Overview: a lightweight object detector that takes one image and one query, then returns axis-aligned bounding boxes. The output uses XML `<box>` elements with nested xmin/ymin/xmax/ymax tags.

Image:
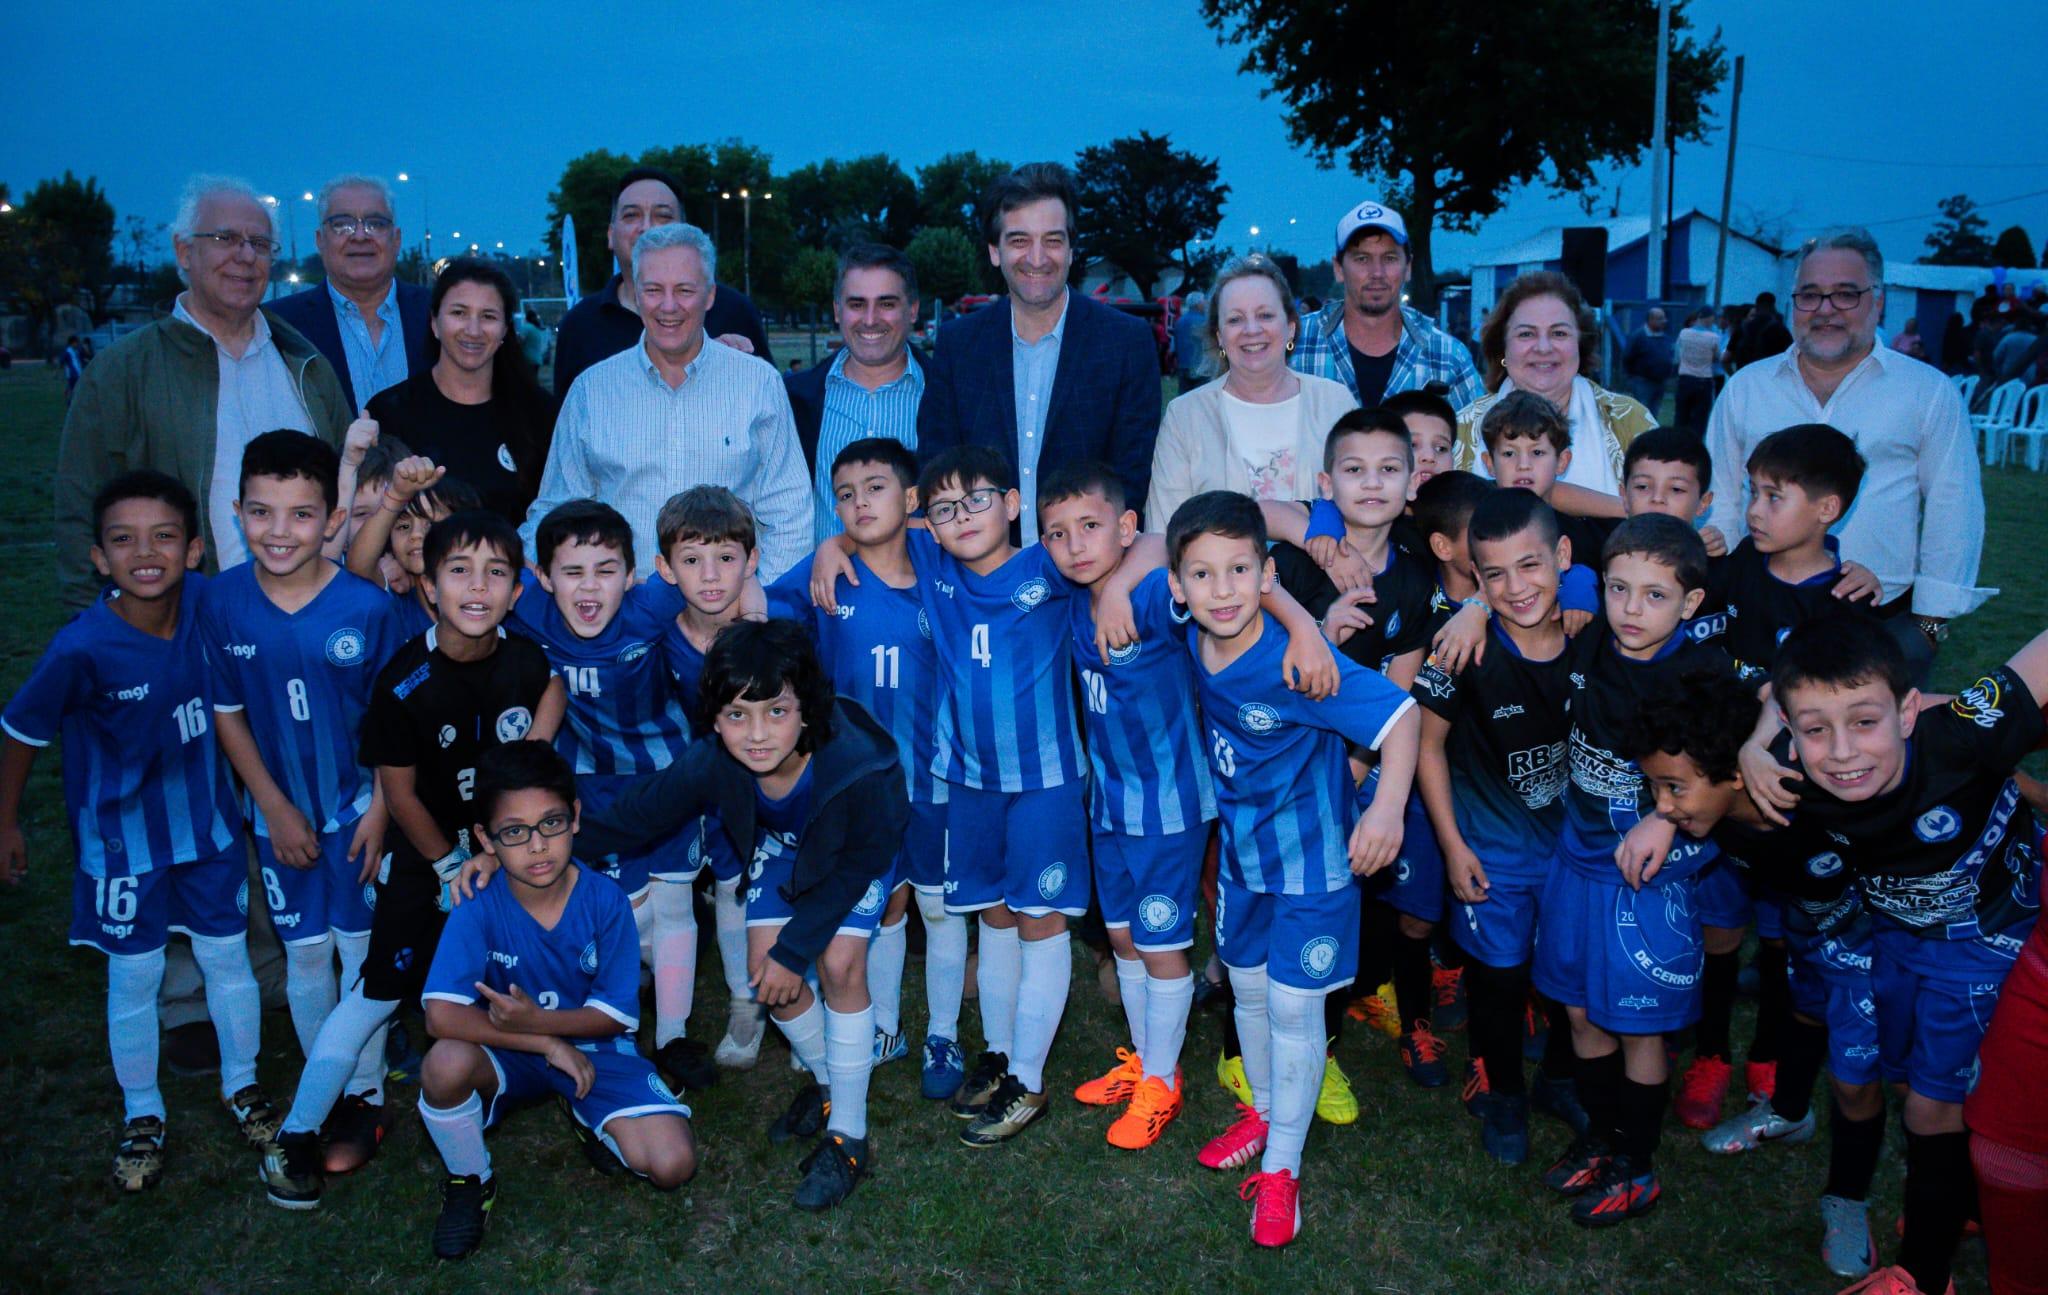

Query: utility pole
<box><xmin>1648</xmin><ymin>0</ymin><xmax>1670</xmax><ymax>304</ymax></box>
<box><xmin>1712</xmin><ymin>54</ymin><xmax>1746</xmax><ymax>308</ymax></box>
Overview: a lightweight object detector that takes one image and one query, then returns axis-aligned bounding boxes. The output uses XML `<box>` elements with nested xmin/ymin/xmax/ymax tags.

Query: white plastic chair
<box><xmin>2004</xmin><ymin>384</ymin><xmax>2048</xmax><ymax>471</ymax></box>
<box><xmin>1955</xmin><ymin>373</ymin><xmax>1980</xmax><ymax>409</ymax></box>
<box><xmin>1976</xmin><ymin>379</ymin><xmax>2025</xmax><ymax>465</ymax></box>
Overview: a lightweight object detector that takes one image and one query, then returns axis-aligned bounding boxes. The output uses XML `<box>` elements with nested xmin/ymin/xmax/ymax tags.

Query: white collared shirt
<box><xmin>174</xmin><ymin>296</ymin><xmax>315</xmax><ymax>569</ymax></box>
<box><xmin>521</xmin><ymin>332</ymin><xmax>812</xmax><ymax>580</ymax></box>
<box><xmin>1704</xmin><ymin>342</ymin><xmax>1993</xmax><ymax>618</ymax></box>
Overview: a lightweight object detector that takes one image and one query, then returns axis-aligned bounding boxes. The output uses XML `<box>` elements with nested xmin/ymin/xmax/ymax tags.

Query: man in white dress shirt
<box><xmin>1705</xmin><ymin>228</ymin><xmax>1992</xmax><ymax>679</ymax></box>
<box><xmin>522</xmin><ymin>222</ymin><xmax>810</xmax><ymax>579</ymax></box>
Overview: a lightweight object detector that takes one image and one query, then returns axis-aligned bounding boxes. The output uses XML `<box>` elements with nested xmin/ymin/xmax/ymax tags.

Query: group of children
<box><xmin>5</xmin><ymin>386</ymin><xmax>2041</xmax><ymax>1289</ymax></box>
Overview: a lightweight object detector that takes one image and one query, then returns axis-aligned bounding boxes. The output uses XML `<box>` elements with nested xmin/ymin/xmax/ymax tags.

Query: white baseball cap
<box><xmin>1335</xmin><ymin>199</ymin><xmax>1409</xmax><ymax>251</ymax></box>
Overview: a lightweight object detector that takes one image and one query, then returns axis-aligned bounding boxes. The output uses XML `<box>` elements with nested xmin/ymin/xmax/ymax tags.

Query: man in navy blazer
<box><xmin>268</xmin><ymin>174</ymin><xmax>434</xmax><ymax>415</ymax></box>
<box><xmin>916</xmin><ymin>163</ymin><xmax>1162</xmax><ymax>540</ymax></box>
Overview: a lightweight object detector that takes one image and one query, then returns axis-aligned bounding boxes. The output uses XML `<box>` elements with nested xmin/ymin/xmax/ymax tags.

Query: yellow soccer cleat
<box><xmin>1216</xmin><ymin>1049</ymin><xmax>1253</xmax><ymax>1105</ymax></box>
<box><xmin>1074</xmin><ymin>1047</ymin><xmax>1145</xmax><ymax>1107</ymax></box>
<box><xmin>1345</xmin><ymin>981</ymin><xmax>1403</xmax><ymax>1039</ymax></box>
<box><xmin>1316</xmin><ymin>1051</ymin><xmax>1359</xmax><ymax>1125</ymax></box>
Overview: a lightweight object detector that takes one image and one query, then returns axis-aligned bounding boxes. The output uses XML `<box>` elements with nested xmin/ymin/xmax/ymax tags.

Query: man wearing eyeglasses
<box><xmin>271</xmin><ymin>175</ymin><xmax>433</xmax><ymax>415</ymax></box>
<box><xmin>1704</xmin><ymin>228</ymin><xmax>1991</xmax><ymax>679</ymax></box>
<box><xmin>56</xmin><ymin>174</ymin><xmax>350</xmax><ymax>610</ymax></box>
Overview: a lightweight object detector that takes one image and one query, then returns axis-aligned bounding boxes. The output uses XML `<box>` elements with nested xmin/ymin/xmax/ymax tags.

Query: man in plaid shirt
<box><xmin>1290</xmin><ymin>200</ymin><xmax>1483</xmax><ymax>411</ymax></box>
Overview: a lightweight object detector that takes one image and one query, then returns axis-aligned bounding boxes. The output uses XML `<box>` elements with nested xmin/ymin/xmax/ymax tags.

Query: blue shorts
<box><xmin>1358</xmin><ymin>773</ymin><xmax>1444</xmax><ymax>923</ymax></box>
<box><xmin>1787</xmin><ymin>927</ymin><xmax>1881</xmax><ymax>1088</ymax></box>
<box><xmin>1534</xmin><ymin>865</ymin><xmax>1704</xmax><ymax>1035</ymax></box>
<box><xmin>482</xmin><ymin>1036</ymin><xmax>692</xmax><ymax>1133</ymax></box>
<box><xmin>650</xmin><ymin>815</ymin><xmax>743</xmax><ymax>885</ymax></box>
<box><xmin>1095</xmin><ymin>826</ymin><xmax>1208</xmax><ymax>953</ymax></box>
<box><xmin>898</xmin><ymin>799</ymin><xmax>948</xmax><ymax>894</ymax></box>
<box><xmin>256</xmin><ymin>822</ymin><xmax>375</xmax><ymax>944</ymax></box>
<box><xmin>744</xmin><ymin>837</ymin><xmax>892</xmax><ymax>940</ymax></box>
<box><xmin>1695</xmin><ymin>860</ymin><xmax>1787</xmax><ymax>940</ymax></box>
<box><xmin>68</xmin><ymin>843</ymin><xmax>248</xmax><ymax>957</ymax></box>
<box><xmin>1216</xmin><ymin>874</ymin><xmax>1361</xmax><ymax>993</ymax></box>
<box><xmin>1870</xmin><ymin>922</ymin><xmax>2026</xmax><ymax>1104</ymax></box>
<box><xmin>942</xmin><ymin>782</ymin><xmax>1091</xmax><ymax>918</ymax></box>
<box><xmin>1449</xmin><ymin>855</ymin><xmax>1551</xmax><ymax>970</ymax></box>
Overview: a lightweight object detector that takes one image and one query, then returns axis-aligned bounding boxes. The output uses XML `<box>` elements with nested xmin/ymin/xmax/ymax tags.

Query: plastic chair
<box><xmin>2004</xmin><ymin>384</ymin><xmax>2048</xmax><ymax>471</ymax></box>
<box><xmin>1977</xmin><ymin>379</ymin><xmax>2025</xmax><ymax>465</ymax></box>
<box><xmin>1955</xmin><ymin>373</ymin><xmax>1980</xmax><ymax>409</ymax></box>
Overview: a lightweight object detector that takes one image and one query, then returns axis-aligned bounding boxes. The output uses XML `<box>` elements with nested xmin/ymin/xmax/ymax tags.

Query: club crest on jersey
<box><xmin>1037</xmin><ymin>862</ymin><xmax>1068</xmax><ymax>901</ymax></box>
<box><xmin>917</xmin><ymin>608</ymin><xmax>932</xmax><ymax>639</ymax></box>
<box><xmin>1012</xmin><ymin>578</ymin><xmax>1051</xmax><ymax>611</ymax></box>
<box><xmin>1139</xmin><ymin>894</ymin><xmax>1179</xmax><ymax>934</ymax></box>
<box><xmin>497</xmin><ymin>443</ymin><xmax>517</xmax><ymax>473</ymax></box>
<box><xmin>362</xmin><ymin>883</ymin><xmax>378</xmax><ymax>911</ymax></box>
<box><xmin>618</xmin><ymin>642</ymin><xmax>650</xmax><ymax>664</ymax></box>
<box><xmin>1236</xmin><ymin>702</ymin><xmax>1283</xmax><ymax>735</ymax></box>
<box><xmin>438</xmin><ymin>724</ymin><xmax>457</xmax><ymax>749</ymax></box>
<box><xmin>579</xmin><ymin>940</ymin><xmax>599</xmax><ymax>974</ymax></box>
<box><xmin>1914</xmin><ymin>806</ymin><xmax>1961</xmax><ymax>844</ymax></box>
<box><xmin>496</xmin><ymin>708</ymin><xmax>534</xmax><ymax>742</ymax></box>
<box><xmin>1951</xmin><ymin>676</ymin><xmax>2006</xmax><ymax>730</ymax></box>
<box><xmin>1107</xmin><ymin>639</ymin><xmax>1141</xmax><ymax>666</ymax></box>
<box><xmin>325</xmin><ymin>627</ymin><xmax>368</xmax><ymax>667</ymax></box>
<box><xmin>1300</xmin><ymin>935</ymin><xmax>1339</xmax><ymax>980</ymax></box>
<box><xmin>1384</xmin><ymin>610</ymin><xmax>1401</xmax><ymax>638</ymax></box>
<box><xmin>854</xmin><ymin>879</ymin><xmax>885</xmax><ymax>916</ymax></box>
<box><xmin>236</xmin><ymin>880</ymin><xmax>249</xmax><ymax>916</ymax></box>
<box><xmin>1808</xmin><ymin>852</ymin><xmax>1845</xmax><ymax>879</ymax></box>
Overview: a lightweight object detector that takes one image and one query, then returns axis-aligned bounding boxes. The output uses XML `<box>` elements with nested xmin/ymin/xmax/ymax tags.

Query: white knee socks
<box><xmin>283</xmin><ymin>935</ymin><xmax>339</xmax><ymax>1059</ymax></box>
<box><xmin>280</xmin><ymin>989</ymin><xmax>397</xmax><ymax>1136</ymax></box>
<box><xmin>772</xmin><ymin>999</ymin><xmax>829</xmax><ymax>1085</ymax></box>
<box><xmin>868</xmin><ymin>917</ymin><xmax>907</xmax><ymax>1039</ymax></box>
<box><xmin>649</xmin><ymin>878</ymin><xmax>698</xmax><ymax>1047</ymax></box>
<box><xmin>1115</xmin><ymin>954</ymin><xmax>1148</xmax><ymax>1056</ymax></box>
<box><xmin>976</xmin><ymin>919</ymin><xmax>1021</xmax><ymax>1058</ymax></box>
<box><xmin>825</xmin><ymin>1005</ymin><xmax>875</xmax><ymax>1139</ymax></box>
<box><xmin>334</xmin><ymin>930</ymin><xmax>385</xmax><ymax>1103</ymax></box>
<box><xmin>189</xmin><ymin>933</ymin><xmax>262</xmax><ymax>1097</ymax></box>
<box><xmin>713</xmin><ymin>877</ymin><xmax>751</xmax><ymax>1002</ymax></box>
<box><xmin>1143</xmin><ymin>972</ymin><xmax>1195</xmax><ymax>1083</ymax></box>
<box><xmin>1228</xmin><ymin>964</ymin><xmax>1273</xmax><ymax>1118</ymax></box>
<box><xmin>420</xmin><ymin>1091</ymin><xmax>490</xmax><ymax>1179</ymax></box>
<box><xmin>1264</xmin><ymin>982</ymin><xmax>1326</xmax><ymax>1177</ymax></box>
<box><xmin>1010</xmin><ymin>931</ymin><xmax>1072</xmax><ymax>1093</ymax></box>
<box><xmin>107</xmin><ymin>949</ymin><xmax>167</xmax><ymax>1122</ymax></box>
<box><xmin>920</xmin><ymin>893</ymin><xmax>967</xmax><ymax>1042</ymax></box>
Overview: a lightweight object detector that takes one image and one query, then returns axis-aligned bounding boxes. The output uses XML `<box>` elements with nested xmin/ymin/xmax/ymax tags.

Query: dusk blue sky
<box><xmin>6</xmin><ymin>0</ymin><xmax>2046</xmax><ymax>278</ymax></box>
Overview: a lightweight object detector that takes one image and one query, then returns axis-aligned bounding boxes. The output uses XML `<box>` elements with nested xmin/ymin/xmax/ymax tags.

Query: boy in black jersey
<box><xmin>1535</xmin><ymin>514</ymin><xmax>1741</xmax><ymax>1227</ymax></box>
<box><xmin>1413</xmin><ymin>488</ymin><xmax>1581</xmax><ymax>1164</ymax></box>
<box><xmin>1755</xmin><ymin>616</ymin><xmax>2048</xmax><ymax>1295</ymax></box>
<box><xmin>1622</xmin><ymin>670</ymin><xmax>1885</xmax><ymax>1282</ymax></box>
<box><xmin>1620</xmin><ymin>428</ymin><xmax>1725</xmax><ymax>555</ymax></box>
<box><xmin>1680</xmin><ymin>424</ymin><xmax>1878</xmax><ymax>1130</ymax></box>
<box><xmin>260</xmin><ymin>511</ymin><xmax>565</xmax><ymax>1210</ymax></box>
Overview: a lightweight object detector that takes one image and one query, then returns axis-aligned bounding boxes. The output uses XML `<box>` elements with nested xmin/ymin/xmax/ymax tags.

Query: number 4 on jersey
<box><xmin>970</xmin><ymin>624</ymin><xmax>992</xmax><ymax>668</ymax></box>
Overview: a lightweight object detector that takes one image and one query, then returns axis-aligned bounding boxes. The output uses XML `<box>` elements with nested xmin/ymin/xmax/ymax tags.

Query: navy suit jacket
<box><xmin>783</xmin><ymin>348</ymin><xmax>929</xmax><ymax>473</ymax></box>
<box><xmin>916</xmin><ymin>292</ymin><xmax>1161</xmax><ymax>524</ymax></box>
<box><xmin>269</xmin><ymin>280</ymin><xmax>435</xmax><ymax>415</ymax></box>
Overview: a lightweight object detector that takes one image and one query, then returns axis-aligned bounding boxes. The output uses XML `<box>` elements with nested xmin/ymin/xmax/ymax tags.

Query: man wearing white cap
<box><xmin>1291</xmin><ymin>199</ymin><xmax>1481</xmax><ymax>409</ymax></box>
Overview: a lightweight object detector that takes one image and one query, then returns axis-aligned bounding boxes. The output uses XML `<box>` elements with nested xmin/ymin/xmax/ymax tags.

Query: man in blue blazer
<box><xmin>269</xmin><ymin>174</ymin><xmax>434</xmax><ymax>415</ymax></box>
<box><xmin>916</xmin><ymin>163</ymin><xmax>1162</xmax><ymax>540</ymax></box>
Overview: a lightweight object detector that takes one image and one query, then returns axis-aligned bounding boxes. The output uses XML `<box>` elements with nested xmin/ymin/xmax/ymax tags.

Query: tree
<box><xmin>916</xmin><ymin>151</ymin><xmax>1012</xmax><ymax>240</ymax></box>
<box><xmin>0</xmin><ymin>171</ymin><xmax>116</xmax><ymax>346</ymax></box>
<box><xmin>1201</xmin><ymin>0</ymin><xmax>1726</xmax><ymax>309</ymax></box>
<box><xmin>780</xmin><ymin>154</ymin><xmax>919</xmax><ymax>251</ymax></box>
<box><xmin>1921</xmin><ymin>193</ymin><xmax>1995</xmax><ymax>266</ymax></box>
<box><xmin>1070</xmin><ymin>132</ymin><xmax>1230</xmax><ymax>301</ymax></box>
<box><xmin>543</xmin><ymin>148</ymin><xmax>638</xmax><ymax>295</ymax></box>
<box><xmin>905</xmin><ymin>225</ymin><xmax>982</xmax><ymax>304</ymax></box>
<box><xmin>1991</xmin><ymin>224</ymin><xmax>2036</xmax><ymax>270</ymax></box>
<box><xmin>783</xmin><ymin>246</ymin><xmax>841</xmax><ymax>327</ymax></box>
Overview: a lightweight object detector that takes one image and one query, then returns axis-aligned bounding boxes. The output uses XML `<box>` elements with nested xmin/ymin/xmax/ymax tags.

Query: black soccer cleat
<box><xmin>558</xmin><ymin>1095</ymin><xmax>624</xmax><ymax>1177</ymax></box>
<box><xmin>259</xmin><ymin>1130</ymin><xmax>323</xmax><ymax>1210</ymax></box>
<box><xmin>768</xmin><ymin>1081</ymin><xmax>830</xmax><ymax>1145</ymax></box>
<box><xmin>653</xmin><ymin>1037</ymin><xmax>720</xmax><ymax>1094</ymax></box>
<box><xmin>793</xmin><ymin>1133</ymin><xmax>869</xmax><ymax>1211</ymax></box>
<box><xmin>431</xmin><ymin>1173</ymin><xmax>497</xmax><ymax>1260</ymax></box>
<box><xmin>947</xmin><ymin>1050</ymin><xmax>1009</xmax><ymax>1119</ymax></box>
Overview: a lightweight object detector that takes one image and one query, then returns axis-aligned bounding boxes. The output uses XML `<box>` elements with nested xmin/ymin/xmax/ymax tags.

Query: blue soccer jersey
<box><xmin>3</xmin><ymin>575</ymin><xmax>240</xmax><ymax>879</ymax></box>
<box><xmin>509</xmin><ymin>574</ymin><xmax>692</xmax><ymax>809</ymax></box>
<box><xmin>909</xmin><ymin>530</ymin><xmax>1082</xmax><ymax>793</ymax></box>
<box><xmin>768</xmin><ymin>554</ymin><xmax>946</xmax><ymax>807</ymax></box>
<box><xmin>421</xmin><ymin>863</ymin><xmax>641</xmax><ymax>1030</ymax></box>
<box><xmin>1189</xmin><ymin>611</ymin><xmax>1416</xmax><ymax>895</ymax></box>
<box><xmin>1068</xmin><ymin>567</ymin><xmax>1215</xmax><ymax>836</ymax></box>
<box><xmin>201</xmin><ymin>562</ymin><xmax>402</xmax><ymax>837</ymax></box>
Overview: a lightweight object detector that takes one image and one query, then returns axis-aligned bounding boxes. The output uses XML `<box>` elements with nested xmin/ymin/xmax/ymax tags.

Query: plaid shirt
<box><xmin>1290</xmin><ymin>303</ymin><xmax>1483</xmax><ymax>410</ymax></box>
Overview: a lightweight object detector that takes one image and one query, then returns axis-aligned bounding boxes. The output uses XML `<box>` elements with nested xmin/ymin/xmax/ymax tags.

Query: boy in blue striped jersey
<box><xmin>768</xmin><ymin>438</ymin><xmax>969</xmax><ymax>1099</ymax></box>
<box><xmin>2</xmin><ymin>471</ymin><xmax>277</xmax><ymax>1192</ymax></box>
<box><xmin>1167</xmin><ymin>491</ymin><xmax>1420</xmax><ymax>1247</ymax></box>
<box><xmin>200</xmin><ymin>432</ymin><xmax>404</xmax><ymax>1148</ymax></box>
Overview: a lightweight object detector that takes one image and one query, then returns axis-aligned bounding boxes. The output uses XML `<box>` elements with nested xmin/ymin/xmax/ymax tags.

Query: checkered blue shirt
<box><xmin>1290</xmin><ymin>303</ymin><xmax>1483</xmax><ymax>410</ymax></box>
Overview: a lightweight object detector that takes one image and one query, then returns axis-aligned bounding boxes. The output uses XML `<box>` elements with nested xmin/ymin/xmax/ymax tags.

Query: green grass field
<box><xmin>0</xmin><ymin>363</ymin><xmax>2037</xmax><ymax>1293</ymax></box>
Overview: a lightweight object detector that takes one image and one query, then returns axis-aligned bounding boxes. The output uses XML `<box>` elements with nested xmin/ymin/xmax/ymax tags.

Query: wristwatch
<box><xmin>1914</xmin><ymin>616</ymin><xmax>1950</xmax><ymax>644</ymax></box>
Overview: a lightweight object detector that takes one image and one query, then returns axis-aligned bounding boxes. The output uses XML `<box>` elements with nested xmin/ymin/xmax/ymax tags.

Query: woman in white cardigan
<box><xmin>1144</xmin><ymin>255</ymin><xmax>1358</xmax><ymax>529</ymax></box>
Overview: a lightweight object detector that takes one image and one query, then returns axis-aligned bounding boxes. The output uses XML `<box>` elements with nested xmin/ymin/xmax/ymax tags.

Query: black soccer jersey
<box><xmin>1689</xmin><ymin>539</ymin><xmax>1845</xmax><ymax>673</ymax></box>
<box><xmin>1557</xmin><ymin>513</ymin><xmax>1618</xmax><ymax>578</ymax></box>
<box><xmin>1411</xmin><ymin>621</ymin><xmax>1575</xmax><ymax>872</ymax></box>
<box><xmin>1273</xmin><ymin>539</ymin><xmax>1436</xmax><ymax>674</ymax></box>
<box><xmin>1709</xmin><ymin>815</ymin><xmax>1865</xmax><ymax>940</ymax></box>
<box><xmin>358</xmin><ymin>628</ymin><xmax>556</xmax><ymax>860</ymax></box>
<box><xmin>1559</xmin><ymin>624</ymin><xmax>1737</xmax><ymax>879</ymax></box>
<box><xmin>1771</xmin><ymin>666</ymin><xmax>2045</xmax><ymax>942</ymax></box>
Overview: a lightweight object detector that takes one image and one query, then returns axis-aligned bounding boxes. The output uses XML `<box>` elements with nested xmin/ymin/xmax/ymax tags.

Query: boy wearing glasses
<box><xmin>260</xmin><ymin>511</ymin><xmax>564</xmax><ymax>1209</ymax></box>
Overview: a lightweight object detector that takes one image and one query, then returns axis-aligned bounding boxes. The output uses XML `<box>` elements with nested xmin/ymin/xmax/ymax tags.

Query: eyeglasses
<box><xmin>925</xmin><ymin>487</ymin><xmax>1001</xmax><ymax>527</ymax></box>
<box><xmin>487</xmin><ymin>812</ymin><xmax>572</xmax><ymax>847</ymax></box>
<box><xmin>323</xmin><ymin>215</ymin><xmax>395</xmax><ymax>237</ymax></box>
<box><xmin>190</xmin><ymin>230</ymin><xmax>281</xmax><ymax>258</ymax></box>
<box><xmin>1791</xmin><ymin>286</ymin><xmax>1877</xmax><ymax>313</ymax></box>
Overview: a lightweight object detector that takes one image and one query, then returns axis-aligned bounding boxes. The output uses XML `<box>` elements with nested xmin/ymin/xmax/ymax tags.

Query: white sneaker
<box><xmin>714</xmin><ymin>998</ymin><xmax>765</xmax><ymax>1069</ymax></box>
